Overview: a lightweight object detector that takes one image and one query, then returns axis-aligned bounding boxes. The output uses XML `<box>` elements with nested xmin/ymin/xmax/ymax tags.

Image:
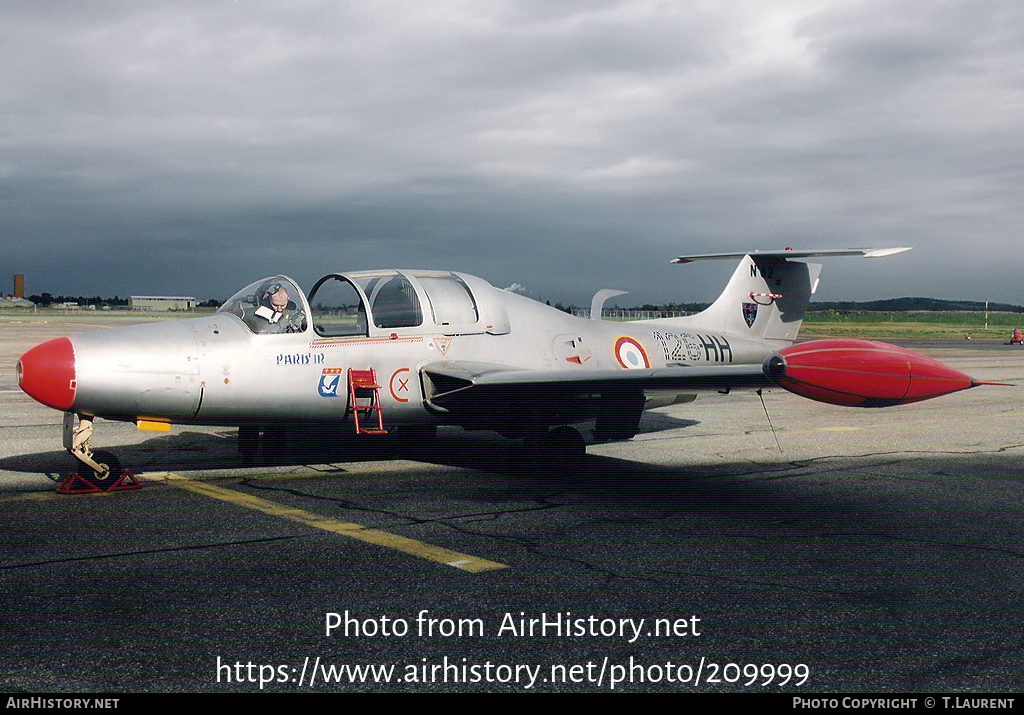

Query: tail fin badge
<box><xmin>745</xmin><ymin>292</ymin><xmax>781</xmax><ymax>326</ymax></box>
<box><xmin>742</xmin><ymin>302</ymin><xmax>759</xmax><ymax>328</ymax></box>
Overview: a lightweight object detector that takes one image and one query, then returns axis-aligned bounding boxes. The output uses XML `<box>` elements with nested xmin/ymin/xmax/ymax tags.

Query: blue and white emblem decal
<box><xmin>742</xmin><ymin>302</ymin><xmax>758</xmax><ymax>329</ymax></box>
<box><xmin>318</xmin><ymin>369</ymin><xmax>342</xmax><ymax>397</ymax></box>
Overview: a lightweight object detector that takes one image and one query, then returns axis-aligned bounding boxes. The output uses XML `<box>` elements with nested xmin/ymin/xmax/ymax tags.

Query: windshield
<box><xmin>218</xmin><ymin>276</ymin><xmax>308</xmax><ymax>334</ymax></box>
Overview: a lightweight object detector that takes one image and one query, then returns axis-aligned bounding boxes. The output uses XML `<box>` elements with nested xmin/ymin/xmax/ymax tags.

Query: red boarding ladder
<box><xmin>348</xmin><ymin>368</ymin><xmax>387</xmax><ymax>435</ymax></box>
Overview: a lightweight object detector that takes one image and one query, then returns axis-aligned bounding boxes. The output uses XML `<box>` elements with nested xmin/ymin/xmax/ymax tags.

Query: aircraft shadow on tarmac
<box><xmin>0</xmin><ymin>412</ymin><xmax>704</xmax><ymax>483</ymax></box>
<box><xmin>4</xmin><ymin>414</ymin><xmax>1023</xmax><ymax>515</ymax></box>
<box><xmin>0</xmin><ymin>426</ymin><xmax>859</xmax><ymax>524</ymax></box>
<box><xmin>7</xmin><ymin>423</ymin><xmax>1024</xmax><ymax>574</ymax></box>
<box><xmin>0</xmin><ymin>424</ymin><xmax>690</xmax><ymax>481</ymax></box>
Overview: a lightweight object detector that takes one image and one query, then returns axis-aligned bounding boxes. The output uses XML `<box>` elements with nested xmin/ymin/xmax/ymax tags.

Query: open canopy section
<box><xmin>308</xmin><ymin>269</ymin><xmax>509</xmax><ymax>338</ymax></box>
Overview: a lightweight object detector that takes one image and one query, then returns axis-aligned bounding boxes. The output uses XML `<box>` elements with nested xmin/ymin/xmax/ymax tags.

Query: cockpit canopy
<box><xmin>220</xmin><ymin>270</ymin><xmax>510</xmax><ymax>337</ymax></box>
<box><xmin>218</xmin><ymin>276</ymin><xmax>308</xmax><ymax>334</ymax></box>
<box><xmin>308</xmin><ymin>269</ymin><xmax>508</xmax><ymax>338</ymax></box>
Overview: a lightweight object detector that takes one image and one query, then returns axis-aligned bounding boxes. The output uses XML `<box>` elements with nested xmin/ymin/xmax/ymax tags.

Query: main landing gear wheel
<box><xmin>263</xmin><ymin>426</ymin><xmax>287</xmax><ymax>463</ymax></box>
<box><xmin>544</xmin><ymin>426</ymin><xmax>587</xmax><ymax>460</ymax></box>
<box><xmin>523</xmin><ymin>426</ymin><xmax>587</xmax><ymax>469</ymax></box>
<box><xmin>238</xmin><ymin>426</ymin><xmax>260</xmax><ymax>463</ymax></box>
<box><xmin>237</xmin><ymin>425</ymin><xmax>288</xmax><ymax>464</ymax></box>
<box><xmin>396</xmin><ymin>425</ymin><xmax>438</xmax><ymax>449</ymax></box>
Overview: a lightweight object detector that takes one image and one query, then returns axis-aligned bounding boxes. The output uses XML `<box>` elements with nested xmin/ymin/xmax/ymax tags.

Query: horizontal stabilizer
<box><xmin>672</xmin><ymin>247</ymin><xmax>912</xmax><ymax>264</ymax></box>
<box><xmin>668</xmin><ymin>247</ymin><xmax>911</xmax><ymax>343</ymax></box>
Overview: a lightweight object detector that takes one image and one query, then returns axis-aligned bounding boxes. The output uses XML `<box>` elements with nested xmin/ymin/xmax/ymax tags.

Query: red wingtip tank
<box><xmin>763</xmin><ymin>338</ymin><xmax>1005</xmax><ymax>408</ymax></box>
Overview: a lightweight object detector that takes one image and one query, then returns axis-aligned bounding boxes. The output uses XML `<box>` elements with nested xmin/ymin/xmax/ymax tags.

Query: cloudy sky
<box><xmin>3</xmin><ymin>1</ymin><xmax>1022</xmax><ymax>306</ymax></box>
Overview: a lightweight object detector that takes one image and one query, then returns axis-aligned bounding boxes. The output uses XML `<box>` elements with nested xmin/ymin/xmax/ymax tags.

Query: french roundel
<box><xmin>614</xmin><ymin>336</ymin><xmax>650</xmax><ymax>369</ymax></box>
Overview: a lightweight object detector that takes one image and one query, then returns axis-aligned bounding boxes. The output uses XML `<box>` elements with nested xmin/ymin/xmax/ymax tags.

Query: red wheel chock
<box><xmin>57</xmin><ymin>470</ymin><xmax>143</xmax><ymax>494</ymax></box>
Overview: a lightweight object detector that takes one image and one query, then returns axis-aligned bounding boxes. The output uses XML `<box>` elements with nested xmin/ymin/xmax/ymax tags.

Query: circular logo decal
<box><xmin>389</xmin><ymin>368</ymin><xmax>411</xmax><ymax>402</ymax></box>
<box><xmin>614</xmin><ymin>336</ymin><xmax>650</xmax><ymax>369</ymax></box>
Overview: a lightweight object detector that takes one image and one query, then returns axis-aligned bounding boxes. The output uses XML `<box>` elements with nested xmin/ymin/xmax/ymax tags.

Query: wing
<box><xmin>420</xmin><ymin>360</ymin><xmax>772</xmax><ymax>429</ymax></box>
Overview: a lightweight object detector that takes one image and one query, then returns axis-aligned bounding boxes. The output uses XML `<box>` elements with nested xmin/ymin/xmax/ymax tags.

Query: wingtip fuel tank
<box><xmin>764</xmin><ymin>338</ymin><xmax>998</xmax><ymax>407</ymax></box>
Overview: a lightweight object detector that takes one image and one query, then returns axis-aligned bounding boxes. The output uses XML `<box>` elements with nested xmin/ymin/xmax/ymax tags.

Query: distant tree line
<box><xmin>808</xmin><ymin>297</ymin><xmax>1024</xmax><ymax>313</ymax></box>
<box><xmin>27</xmin><ymin>294</ymin><xmax>130</xmax><ymax>307</ymax></box>
<box><xmin>21</xmin><ymin>292</ymin><xmax>1021</xmax><ymax>314</ymax></box>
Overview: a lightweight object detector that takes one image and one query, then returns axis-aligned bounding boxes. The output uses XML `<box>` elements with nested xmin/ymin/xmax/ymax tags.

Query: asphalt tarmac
<box><xmin>2</xmin><ymin>315</ymin><xmax>1024</xmax><ymax>693</ymax></box>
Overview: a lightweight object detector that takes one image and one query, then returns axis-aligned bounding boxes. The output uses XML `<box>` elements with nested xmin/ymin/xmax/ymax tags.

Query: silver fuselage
<box><xmin>66</xmin><ymin>275</ymin><xmax>777</xmax><ymax>429</ymax></box>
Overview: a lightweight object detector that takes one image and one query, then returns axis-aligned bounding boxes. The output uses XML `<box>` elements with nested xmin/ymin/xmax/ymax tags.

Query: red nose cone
<box><xmin>774</xmin><ymin>339</ymin><xmax>975</xmax><ymax>407</ymax></box>
<box><xmin>17</xmin><ymin>337</ymin><xmax>77</xmax><ymax>411</ymax></box>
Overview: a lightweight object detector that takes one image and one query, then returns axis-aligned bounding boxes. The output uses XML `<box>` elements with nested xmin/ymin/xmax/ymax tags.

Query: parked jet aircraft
<box><xmin>16</xmin><ymin>248</ymin><xmax>999</xmax><ymax>482</ymax></box>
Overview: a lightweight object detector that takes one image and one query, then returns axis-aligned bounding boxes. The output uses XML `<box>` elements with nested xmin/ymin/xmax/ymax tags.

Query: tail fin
<box><xmin>691</xmin><ymin>255</ymin><xmax>819</xmax><ymax>342</ymax></box>
<box><xmin>671</xmin><ymin>248</ymin><xmax>911</xmax><ymax>344</ymax></box>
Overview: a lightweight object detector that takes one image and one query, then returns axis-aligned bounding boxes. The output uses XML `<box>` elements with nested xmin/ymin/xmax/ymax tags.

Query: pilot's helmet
<box><xmin>260</xmin><ymin>280</ymin><xmax>288</xmax><ymax>303</ymax></box>
<box><xmin>258</xmin><ymin>280</ymin><xmax>299</xmax><ymax>314</ymax></box>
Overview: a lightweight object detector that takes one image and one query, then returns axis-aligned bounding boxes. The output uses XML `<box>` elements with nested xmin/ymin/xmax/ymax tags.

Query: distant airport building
<box><xmin>13</xmin><ymin>274</ymin><xmax>24</xmax><ymax>299</ymax></box>
<box><xmin>129</xmin><ymin>296</ymin><xmax>196</xmax><ymax>312</ymax></box>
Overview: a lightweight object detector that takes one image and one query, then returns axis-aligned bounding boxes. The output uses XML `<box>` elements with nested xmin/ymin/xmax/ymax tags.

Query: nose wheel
<box><xmin>59</xmin><ymin>412</ymin><xmax>137</xmax><ymax>492</ymax></box>
<box><xmin>82</xmin><ymin>449</ymin><xmax>122</xmax><ymax>483</ymax></box>
<box><xmin>65</xmin><ymin>414</ymin><xmax>111</xmax><ymax>476</ymax></box>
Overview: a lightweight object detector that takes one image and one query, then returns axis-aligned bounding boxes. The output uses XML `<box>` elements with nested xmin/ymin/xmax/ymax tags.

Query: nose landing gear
<box><xmin>58</xmin><ymin>412</ymin><xmax>140</xmax><ymax>494</ymax></box>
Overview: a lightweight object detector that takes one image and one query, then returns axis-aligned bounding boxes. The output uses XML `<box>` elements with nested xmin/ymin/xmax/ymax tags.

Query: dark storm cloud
<box><xmin>2</xmin><ymin>1</ymin><xmax>1022</xmax><ymax>305</ymax></box>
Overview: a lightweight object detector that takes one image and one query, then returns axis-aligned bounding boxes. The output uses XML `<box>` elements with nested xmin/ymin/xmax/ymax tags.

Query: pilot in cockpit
<box><xmin>253</xmin><ymin>282</ymin><xmax>304</xmax><ymax>333</ymax></box>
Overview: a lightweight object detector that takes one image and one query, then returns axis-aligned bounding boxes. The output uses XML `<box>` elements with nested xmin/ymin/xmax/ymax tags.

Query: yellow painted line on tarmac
<box><xmin>157</xmin><ymin>473</ymin><xmax>507</xmax><ymax>573</ymax></box>
<box><xmin>4</xmin><ymin>470</ymin><xmax>507</xmax><ymax>572</ymax></box>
